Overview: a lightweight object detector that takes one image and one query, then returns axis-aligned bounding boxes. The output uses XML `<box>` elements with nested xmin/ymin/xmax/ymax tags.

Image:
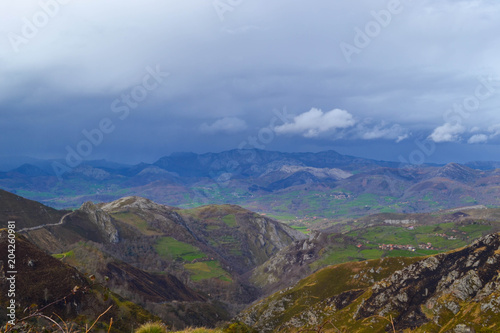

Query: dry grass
<box><xmin>170</xmin><ymin>329</ymin><xmax>223</xmax><ymax>333</ymax></box>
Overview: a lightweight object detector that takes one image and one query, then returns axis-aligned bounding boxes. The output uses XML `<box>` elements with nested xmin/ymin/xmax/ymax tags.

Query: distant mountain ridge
<box><xmin>1</xmin><ymin>149</ymin><xmax>403</xmax><ymax>176</ymax></box>
<box><xmin>2</xmin><ymin>149</ymin><xmax>500</xmax><ymax>221</ymax></box>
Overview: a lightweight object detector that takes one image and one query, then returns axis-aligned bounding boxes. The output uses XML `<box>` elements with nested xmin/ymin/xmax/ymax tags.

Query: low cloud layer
<box><xmin>468</xmin><ymin>134</ymin><xmax>488</xmax><ymax>144</ymax></box>
<box><xmin>200</xmin><ymin>117</ymin><xmax>247</xmax><ymax>134</ymax></box>
<box><xmin>355</xmin><ymin>120</ymin><xmax>409</xmax><ymax>142</ymax></box>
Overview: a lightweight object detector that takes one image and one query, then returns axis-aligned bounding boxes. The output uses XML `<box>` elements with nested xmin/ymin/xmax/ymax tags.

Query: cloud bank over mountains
<box><xmin>1</xmin><ymin>0</ymin><xmax>500</xmax><ymax>163</ymax></box>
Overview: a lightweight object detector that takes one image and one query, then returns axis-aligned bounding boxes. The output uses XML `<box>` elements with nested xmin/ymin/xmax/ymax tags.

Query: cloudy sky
<box><xmin>1</xmin><ymin>0</ymin><xmax>500</xmax><ymax>165</ymax></box>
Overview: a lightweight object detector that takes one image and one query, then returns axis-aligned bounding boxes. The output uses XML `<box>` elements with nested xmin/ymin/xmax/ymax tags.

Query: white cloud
<box><xmin>468</xmin><ymin>134</ymin><xmax>488</xmax><ymax>144</ymax></box>
<box><xmin>274</xmin><ymin>108</ymin><xmax>355</xmax><ymax>138</ymax></box>
<box><xmin>200</xmin><ymin>117</ymin><xmax>247</xmax><ymax>134</ymax></box>
<box><xmin>465</xmin><ymin>124</ymin><xmax>500</xmax><ymax>144</ymax></box>
<box><xmin>357</xmin><ymin>122</ymin><xmax>410</xmax><ymax>142</ymax></box>
<box><xmin>428</xmin><ymin>123</ymin><xmax>466</xmax><ymax>143</ymax></box>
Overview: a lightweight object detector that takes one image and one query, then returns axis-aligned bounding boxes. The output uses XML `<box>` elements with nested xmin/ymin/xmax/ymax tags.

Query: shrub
<box><xmin>135</xmin><ymin>321</ymin><xmax>168</xmax><ymax>333</ymax></box>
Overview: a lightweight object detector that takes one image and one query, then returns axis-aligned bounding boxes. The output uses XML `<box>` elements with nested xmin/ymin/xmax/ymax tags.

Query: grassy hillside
<box><xmin>240</xmin><ymin>232</ymin><xmax>500</xmax><ymax>332</ymax></box>
<box><xmin>243</xmin><ymin>256</ymin><xmax>422</xmax><ymax>332</ymax></box>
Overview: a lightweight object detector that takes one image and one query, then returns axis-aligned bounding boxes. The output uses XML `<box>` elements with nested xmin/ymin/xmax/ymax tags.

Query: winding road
<box><xmin>18</xmin><ymin>211</ymin><xmax>73</xmax><ymax>233</ymax></box>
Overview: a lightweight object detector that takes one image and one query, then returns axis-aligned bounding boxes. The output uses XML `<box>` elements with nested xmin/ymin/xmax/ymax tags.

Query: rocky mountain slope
<box><xmin>239</xmin><ymin>232</ymin><xmax>500</xmax><ymax>332</ymax></box>
<box><xmin>249</xmin><ymin>232</ymin><xmax>355</xmax><ymax>294</ymax></box>
<box><xmin>1</xmin><ymin>190</ymin><xmax>304</xmax><ymax>329</ymax></box>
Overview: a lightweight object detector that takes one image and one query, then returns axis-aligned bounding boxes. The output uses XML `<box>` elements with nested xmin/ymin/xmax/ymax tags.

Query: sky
<box><xmin>1</xmin><ymin>0</ymin><xmax>500</xmax><ymax>165</ymax></box>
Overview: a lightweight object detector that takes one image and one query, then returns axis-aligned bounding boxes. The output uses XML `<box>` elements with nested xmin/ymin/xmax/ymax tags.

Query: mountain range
<box><xmin>3</xmin><ymin>149</ymin><xmax>500</xmax><ymax>229</ymax></box>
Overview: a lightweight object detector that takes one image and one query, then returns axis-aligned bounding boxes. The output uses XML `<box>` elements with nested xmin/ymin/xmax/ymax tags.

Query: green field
<box><xmin>243</xmin><ymin>190</ymin><xmax>416</xmax><ymax>222</ymax></box>
<box><xmin>291</xmin><ymin>226</ymin><xmax>311</xmax><ymax>234</ymax></box>
<box><xmin>52</xmin><ymin>250</ymin><xmax>74</xmax><ymax>259</ymax></box>
<box><xmin>222</xmin><ymin>214</ymin><xmax>237</xmax><ymax>227</ymax></box>
<box><xmin>310</xmin><ymin>245</ymin><xmax>362</xmax><ymax>270</ymax></box>
<box><xmin>154</xmin><ymin>237</ymin><xmax>206</xmax><ymax>261</ymax></box>
<box><xmin>310</xmin><ymin>221</ymin><xmax>494</xmax><ymax>270</ymax></box>
<box><xmin>184</xmin><ymin>260</ymin><xmax>232</xmax><ymax>282</ymax></box>
<box><xmin>345</xmin><ymin>222</ymin><xmax>493</xmax><ymax>250</ymax></box>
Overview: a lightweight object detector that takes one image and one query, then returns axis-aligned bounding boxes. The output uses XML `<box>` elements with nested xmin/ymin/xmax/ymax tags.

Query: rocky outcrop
<box><xmin>357</xmin><ymin>233</ymin><xmax>500</xmax><ymax>330</ymax></box>
<box><xmin>239</xmin><ymin>233</ymin><xmax>500</xmax><ymax>332</ymax></box>
<box><xmin>250</xmin><ymin>231</ymin><xmax>328</xmax><ymax>291</ymax></box>
<box><xmin>80</xmin><ymin>201</ymin><xmax>119</xmax><ymax>243</ymax></box>
<box><xmin>238</xmin><ymin>214</ymin><xmax>307</xmax><ymax>267</ymax></box>
<box><xmin>99</xmin><ymin>196</ymin><xmax>168</xmax><ymax>212</ymax></box>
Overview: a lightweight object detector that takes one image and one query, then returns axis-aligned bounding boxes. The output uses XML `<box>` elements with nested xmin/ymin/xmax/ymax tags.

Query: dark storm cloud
<box><xmin>1</xmin><ymin>0</ymin><xmax>500</xmax><ymax>163</ymax></box>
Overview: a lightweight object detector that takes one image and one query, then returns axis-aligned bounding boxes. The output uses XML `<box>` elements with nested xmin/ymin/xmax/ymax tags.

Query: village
<box><xmin>377</xmin><ymin>242</ymin><xmax>435</xmax><ymax>251</ymax></box>
<box><xmin>376</xmin><ymin>226</ymin><xmax>468</xmax><ymax>252</ymax></box>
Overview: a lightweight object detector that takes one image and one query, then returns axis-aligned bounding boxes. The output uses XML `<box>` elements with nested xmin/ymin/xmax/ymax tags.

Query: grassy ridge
<box><xmin>221</xmin><ymin>214</ymin><xmax>237</xmax><ymax>227</ymax></box>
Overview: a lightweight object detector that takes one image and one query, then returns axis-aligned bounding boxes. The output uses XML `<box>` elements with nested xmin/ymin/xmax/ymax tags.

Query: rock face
<box><xmin>80</xmin><ymin>201</ymin><xmax>119</xmax><ymax>243</ymax></box>
<box><xmin>250</xmin><ymin>231</ymin><xmax>329</xmax><ymax>292</ymax></box>
<box><xmin>237</xmin><ymin>214</ymin><xmax>307</xmax><ymax>267</ymax></box>
<box><xmin>239</xmin><ymin>233</ymin><xmax>500</xmax><ymax>332</ymax></box>
<box><xmin>99</xmin><ymin>196</ymin><xmax>168</xmax><ymax>212</ymax></box>
<box><xmin>432</xmin><ymin>163</ymin><xmax>480</xmax><ymax>184</ymax></box>
<box><xmin>357</xmin><ymin>233</ymin><xmax>500</xmax><ymax>331</ymax></box>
